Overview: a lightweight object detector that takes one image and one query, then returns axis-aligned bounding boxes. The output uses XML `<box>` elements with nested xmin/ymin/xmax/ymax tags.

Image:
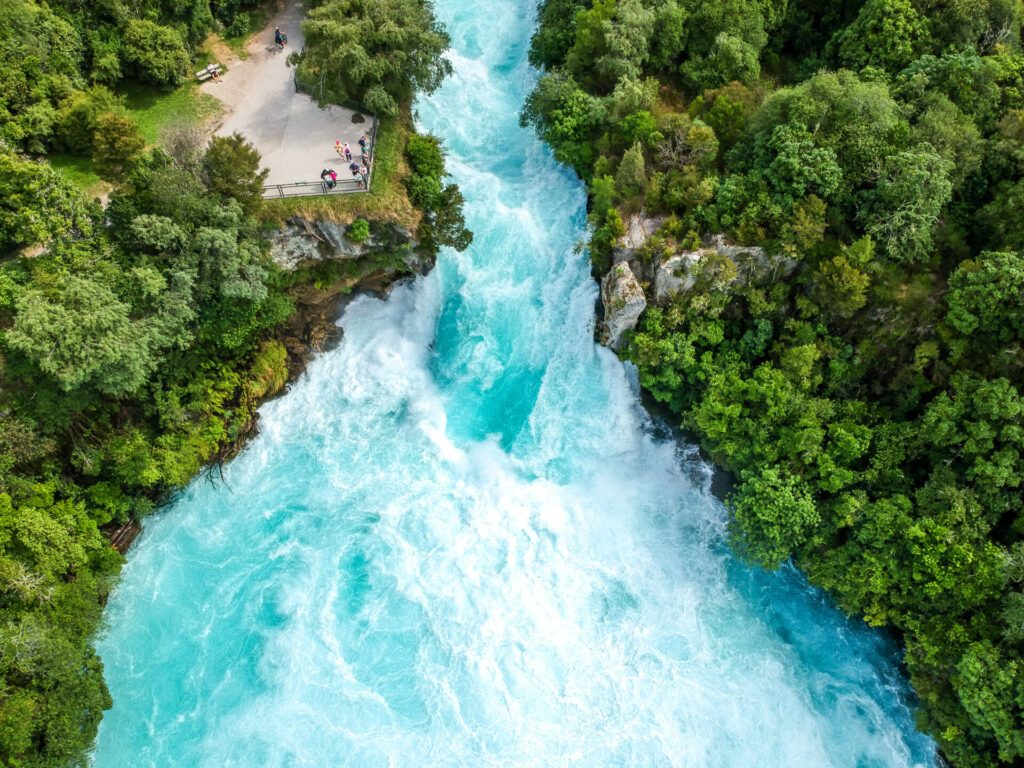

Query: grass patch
<box><xmin>48</xmin><ymin>153</ymin><xmax>108</xmax><ymax>197</ymax></box>
<box><xmin>122</xmin><ymin>82</ymin><xmax>223</xmax><ymax>145</ymax></box>
<box><xmin>261</xmin><ymin>113</ymin><xmax>420</xmax><ymax>232</ymax></box>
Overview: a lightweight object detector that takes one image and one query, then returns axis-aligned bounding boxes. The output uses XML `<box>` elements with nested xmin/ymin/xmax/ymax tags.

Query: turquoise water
<box><xmin>92</xmin><ymin>1</ymin><xmax>938</xmax><ymax>765</ymax></box>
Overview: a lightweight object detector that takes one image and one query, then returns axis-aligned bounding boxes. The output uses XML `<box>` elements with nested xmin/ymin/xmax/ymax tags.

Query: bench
<box><xmin>196</xmin><ymin>64</ymin><xmax>222</xmax><ymax>82</ymax></box>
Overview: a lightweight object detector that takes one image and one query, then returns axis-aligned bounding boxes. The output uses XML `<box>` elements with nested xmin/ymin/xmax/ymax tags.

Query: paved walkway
<box><xmin>201</xmin><ymin>0</ymin><xmax>374</xmax><ymax>188</ymax></box>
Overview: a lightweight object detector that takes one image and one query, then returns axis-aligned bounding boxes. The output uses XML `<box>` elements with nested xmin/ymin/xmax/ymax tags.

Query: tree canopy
<box><xmin>293</xmin><ymin>0</ymin><xmax>453</xmax><ymax>115</ymax></box>
<box><xmin>525</xmin><ymin>0</ymin><xmax>1024</xmax><ymax>763</ymax></box>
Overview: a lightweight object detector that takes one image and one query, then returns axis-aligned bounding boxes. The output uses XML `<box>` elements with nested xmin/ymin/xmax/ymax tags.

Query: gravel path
<box><xmin>201</xmin><ymin>0</ymin><xmax>374</xmax><ymax>187</ymax></box>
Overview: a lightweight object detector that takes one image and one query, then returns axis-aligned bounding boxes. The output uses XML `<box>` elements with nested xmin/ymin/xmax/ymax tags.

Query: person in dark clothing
<box><xmin>274</xmin><ymin>27</ymin><xmax>286</xmax><ymax>46</ymax></box>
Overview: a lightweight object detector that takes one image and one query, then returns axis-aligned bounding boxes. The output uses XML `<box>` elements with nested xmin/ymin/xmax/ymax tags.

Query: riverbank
<box><xmin>523</xmin><ymin>0</ymin><xmax>1024</xmax><ymax>760</ymax></box>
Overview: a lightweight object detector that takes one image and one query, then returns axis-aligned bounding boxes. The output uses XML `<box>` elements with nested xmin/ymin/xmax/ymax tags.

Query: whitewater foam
<box><xmin>92</xmin><ymin>0</ymin><xmax>937</xmax><ymax>765</ymax></box>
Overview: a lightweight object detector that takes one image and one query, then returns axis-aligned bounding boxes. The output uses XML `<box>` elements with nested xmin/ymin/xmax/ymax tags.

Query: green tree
<box><xmin>730</xmin><ymin>466</ymin><xmax>820</xmax><ymax>569</ymax></box>
<box><xmin>521</xmin><ymin>72</ymin><xmax>605</xmax><ymax>172</ymax></box>
<box><xmin>810</xmin><ymin>251</ymin><xmax>871</xmax><ymax>319</ymax></box>
<box><xmin>913</xmin><ymin>94</ymin><xmax>984</xmax><ymax>188</ymax></box>
<box><xmin>981</xmin><ymin>180</ymin><xmax>1024</xmax><ymax>251</ymax></box>
<box><xmin>529</xmin><ymin>0</ymin><xmax>588</xmax><ymax>69</ymax></box>
<box><xmin>834</xmin><ymin>0</ymin><xmax>929</xmax><ymax>74</ymax></box>
<box><xmin>92</xmin><ymin>111</ymin><xmax>145</xmax><ymax>180</ymax></box>
<box><xmin>121</xmin><ymin>19</ymin><xmax>190</xmax><ymax>87</ymax></box>
<box><xmin>946</xmin><ymin>251</ymin><xmax>1024</xmax><ymax>344</ymax></box>
<box><xmin>404</xmin><ymin>134</ymin><xmax>472</xmax><ymax>252</ymax></box>
<box><xmin>6</xmin><ymin>275</ymin><xmax>157</xmax><ymax>396</ymax></box>
<box><xmin>748</xmin><ymin>71</ymin><xmax>907</xmax><ymax>190</ymax></box>
<box><xmin>954</xmin><ymin>642</ymin><xmax>1024</xmax><ymax>765</ymax></box>
<box><xmin>294</xmin><ymin>0</ymin><xmax>453</xmax><ymax>116</ymax></box>
<box><xmin>202</xmin><ymin>133</ymin><xmax>268</xmax><ymax>211</ymax></box>
<box><xmin>615</xmin><ymin>141</ymin><xmax>647</xmax><ymax>196</ymax></box>
<box><xmin>758</xmin><ymin>122</ymin><xmax>843</xmax><ymax>203</ymax></box>
<box><xmin>0</xmin><ymin>152</ymin><xmax>94</xmax><ymax>252</ymax></box>
<box><xmin>681</xmin><ymin>32</ymin><xmax>761</xmax><ymax>92</ymax></box>
<box><xmin>862</xmin><ymin>146</ymin><xmax>953</xmax><ymax>263</ymax></box>
<box><xmin>55</xmin><ymin>86</ymin><xmax>122</xmax><ymax>154</ymax></box>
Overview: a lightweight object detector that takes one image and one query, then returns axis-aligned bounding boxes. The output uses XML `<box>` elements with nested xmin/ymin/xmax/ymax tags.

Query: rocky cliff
<box><xmin>268</xmin><ymin>217</ymin><xmax>429</xmax><ymax>377</ymax></box>
<box><xmin>598</xmin><ymin>213</ymin><xmax>799</xmax><ymax>348</ymax></box>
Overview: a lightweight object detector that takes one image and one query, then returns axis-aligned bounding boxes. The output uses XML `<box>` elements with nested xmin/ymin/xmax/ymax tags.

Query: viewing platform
<box><xmin>199</xmin><ymin>0</ymin><xmax>377</xmax><ymax>200</ymax></box>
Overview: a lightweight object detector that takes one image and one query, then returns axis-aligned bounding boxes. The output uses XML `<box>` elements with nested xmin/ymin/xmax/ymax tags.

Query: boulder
<box><xmin>601</xmin><ymin>262</ymin><xmax>647</xmax><ymax>350</ymax></box>
<box><xmin>654</xmin><ymin>251</ymin><xmax>702</xmax><ymax>302</ymax></box>
<box><xmin>651</xmin><ymin>234</ymin><xmax>801</xmax><ymax>304</ymax></box>
<box><xmin>613</xmin><ymin>213</ymin><xmax>666</xmax><ymax>264</ymax></box>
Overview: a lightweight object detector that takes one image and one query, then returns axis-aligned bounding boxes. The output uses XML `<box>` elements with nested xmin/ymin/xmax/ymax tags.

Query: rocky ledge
<box><xmin>269</xmin><ymin>217</ymin><xmax>430</xmax><ymax>378</ymax></box>
<box><xmin>599</xmin><ymin>213</ymin><xmax>799</xmax><ymax>348</ymax></box>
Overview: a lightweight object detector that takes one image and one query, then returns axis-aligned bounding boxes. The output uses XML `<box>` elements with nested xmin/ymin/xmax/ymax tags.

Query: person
<box><xmin>328</xmin><ymin>169</ymin><xmax>338</xmax><ymax>186</ymax></box>
<box><xmin>359</xmin><ymin>163</ymin><xmax>369</xmax><ymax>188</ymax></box>
<box><xmin>349</xmin><ymin>162</ymin><xmax>361</xmax><ymax>179</ymax></box>
<box><xmin>274</xmin><ymin>27</ymin><xmax>286</xmax><ymax>47</ymax></box>
<box><xmin>358</xmin><ymin>134</ymin><xmax>368</xmax><ymax>152</ymax></box>
<box><xmin>320</xmin><ymin>168</ymin><xmax>335</xmax><ymax>190</ymax></box>
<box><xmin>335</xmin><ymin>140</ymin><xmax>344</xmax><ymax>158</ymax></box>
<box><xmin>208</xmin><ymin>64</ymin><xmax>222</xmax><ymax>83</ymax></box>
<box><xmin>343</xmin><ymin>143</ymin><xmax>352</xmax><ymax>162</ymax></box>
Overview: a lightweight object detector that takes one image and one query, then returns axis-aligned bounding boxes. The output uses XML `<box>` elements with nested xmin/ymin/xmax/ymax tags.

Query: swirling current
<box><xmin>92</xmin><ymin>0</ymin><xmax>938</xmax><ymax>765</ymax></box>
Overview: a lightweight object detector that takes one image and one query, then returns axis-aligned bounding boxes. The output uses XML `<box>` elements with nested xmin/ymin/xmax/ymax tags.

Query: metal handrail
<box><xmin>261</xmin><ymin>178</ymin><xmax>366</xmax><ymax>199</ymax></box>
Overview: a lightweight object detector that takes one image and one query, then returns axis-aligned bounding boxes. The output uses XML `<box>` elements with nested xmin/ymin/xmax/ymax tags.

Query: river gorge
<box><xmin>92</xmin><ymin>0</ymin><xmax>938</xmax><ymax>765</ymax></box>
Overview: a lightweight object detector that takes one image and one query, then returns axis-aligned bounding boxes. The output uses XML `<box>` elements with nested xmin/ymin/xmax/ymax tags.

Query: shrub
<box><xmin>55</xmin><ymin>86</ymin><xmax>122</xmax><ymax>154</ymax></box>
<box><xmin>93</xmin><ymin>112</ymin><xmax>145</xmax><ymax>180</ymax></box>
<box><xmin>347</xmin><ymin>218</ymin><xmax>370</xmax><ymax>243</ymax></box>
<box><xmin>121</xmin><ymin>20</ymin><xmax>190</xmax><ymax>87</ymax></box>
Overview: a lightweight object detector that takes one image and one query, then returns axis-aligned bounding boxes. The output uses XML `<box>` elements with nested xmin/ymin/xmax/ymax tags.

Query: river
<box><xmin>92</xmin><ymin>0</ymin><xmax>938</xmax><ymax>765</ymax></box>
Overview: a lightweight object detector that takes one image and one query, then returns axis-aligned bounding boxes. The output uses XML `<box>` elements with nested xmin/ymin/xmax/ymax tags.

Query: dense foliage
<box><xmin>0</xmin><ymin>1</ymin><xmax>465</xmax><ymax>765</ymax></box>
<box><xmin>524</xmin><ymin>0</ymin><xmax>1024</xmax><ymax>764</ymax></box>
<box><xmin>291</xmin><ymin>0</ymin><xmax>453</xmax><ymax>115</ymax></box>
<box><xmin>0</xmin><ymin>134</ymin><xmax>295</xmax><ymax>766</ymax></box>
<box><xmin>0</xmin><ymin>0</ymin><xmax>261</xmax><ymax>158</ymax></box>
<box><xmin>405</xmin><ymin>134</ymin><xmax>473</xmax><ymax>252</ymax></box>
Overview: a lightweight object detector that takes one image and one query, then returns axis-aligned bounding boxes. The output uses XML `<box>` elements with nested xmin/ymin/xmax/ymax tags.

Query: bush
<box><xmin>93</xmin><ymin>112</ymin><xmax>145</xmax><ymax>180</ymax></box>
<box><xmin>347</xmin><ymin>218</ymin><xmax>370</xmax><ymax>242</ymax></box>
<box><xmin>55</xmin><ymin>86</ymin><xmax>122</xmax><ymax>154</ymax></box>
<box><xmin>121</xmin><ymin>20</ymin><xmax>190</xmax><ymax>87</ymax></box>
<box><xmin>202</xmin><ymin>133</ymin><xmax>268</xmax><ymax>211</ymax></box>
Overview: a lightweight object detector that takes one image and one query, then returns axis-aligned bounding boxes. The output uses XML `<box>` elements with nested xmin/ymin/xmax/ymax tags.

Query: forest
<box><xmin>0</xmin><ymin>0</ymin><xmax>465</xmax><ymax>765</ymax></box>
<box><xmin>523</xmin><ymin>0</ymin><xmax>1024</xmax><ymax>765</ymax></box>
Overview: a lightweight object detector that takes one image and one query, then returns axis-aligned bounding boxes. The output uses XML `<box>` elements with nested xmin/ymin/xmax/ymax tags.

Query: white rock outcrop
<box><xmin>601</xmin><ymin>262</ymin><xmax>647</xmax><ymax>350</ymax></box>
<box><xmin>652</xmin><ymin>235</ymin><xmax>799</xmax><ymax>304</ymax></box>
<box><xmin>267</xmin><ymin>218</ymin><xmax>421</xmax><ymax>271</ymax></box>
<box><xmin>654</xmin><ymin>252</ymin><xmax>701</xmax><ymax>302</ymax></box>
<box><xmin>613</xmin><ymin>213</ymin><xmax>666</xmax><ymax>264</ymax></box>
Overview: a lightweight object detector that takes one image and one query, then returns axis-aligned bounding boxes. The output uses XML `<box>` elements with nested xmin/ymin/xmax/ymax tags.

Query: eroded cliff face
<box><xmin>598</xmin><ymin>213</ymin><xmax>799</xmax><ymax>348</ymax></box>
<box><xmin>269</xmin><ymin>217</ymin><xmax>430</xmax><ymax>273</ymax></box>
<box><xmin>267</xmin><ymin>217</ymin><xmax>430</xmax><ymax>378</ymax></box>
